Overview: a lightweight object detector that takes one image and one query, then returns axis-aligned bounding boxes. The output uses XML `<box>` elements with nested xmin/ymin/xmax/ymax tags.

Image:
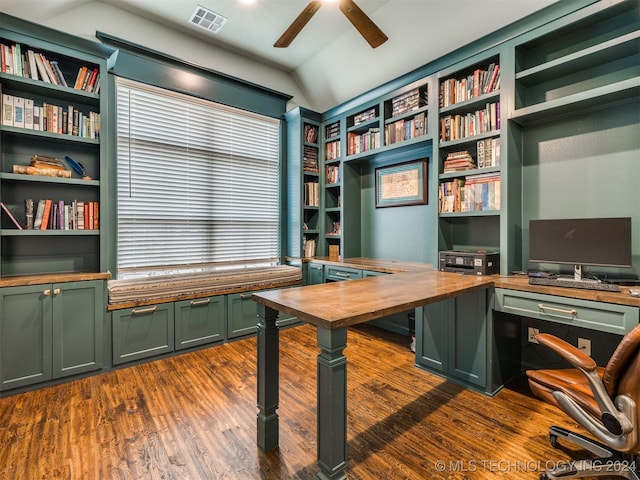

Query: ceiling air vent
<box><xmin>189</xmin><ymin>5</ymin><xmax>228</xmax><ymax>33</ymax></box>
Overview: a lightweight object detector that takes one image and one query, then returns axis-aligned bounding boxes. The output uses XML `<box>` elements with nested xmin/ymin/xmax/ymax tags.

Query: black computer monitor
<box><xmin>529</xmin><ymin>217</ymin><xmax>632</xmax><ymax>280</ymax></box>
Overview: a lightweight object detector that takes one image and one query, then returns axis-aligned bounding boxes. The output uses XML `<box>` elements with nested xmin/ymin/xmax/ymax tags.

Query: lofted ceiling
<box><xmin>0</xmin><ymin>0</ymin><xmax>559</xmax><ymax>111</ymax></box>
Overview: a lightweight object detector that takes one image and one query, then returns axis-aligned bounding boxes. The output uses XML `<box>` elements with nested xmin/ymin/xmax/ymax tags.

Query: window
<box><xmin>115</xmin><ymin>77</ymin><xmax>281</xmax><ymax>277</ymax></box>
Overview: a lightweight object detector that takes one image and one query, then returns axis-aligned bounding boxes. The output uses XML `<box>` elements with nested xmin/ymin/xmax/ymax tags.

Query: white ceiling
<box><xmin>0</xmin><ymin>0</ymin><xmax>559</xmax><ymax>111</ymax></box>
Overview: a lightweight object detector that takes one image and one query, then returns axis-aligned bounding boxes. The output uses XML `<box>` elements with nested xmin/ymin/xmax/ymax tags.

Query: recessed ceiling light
<box><xmin>189</xmin><ymin>5</ymin><xmax>228</xmax><ymax>33</ymax></box>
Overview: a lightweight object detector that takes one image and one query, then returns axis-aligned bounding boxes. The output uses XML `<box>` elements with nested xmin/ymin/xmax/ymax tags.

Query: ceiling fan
<box><xmin>274</xmin><ymin>0</ymin><xmax>388</xmax><ymax>49</ymax></box>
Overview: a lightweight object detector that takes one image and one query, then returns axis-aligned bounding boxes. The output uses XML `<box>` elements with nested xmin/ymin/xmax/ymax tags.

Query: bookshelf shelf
<box><xmin>0</xmin><ymin>125</ymin><xmax>100</xmax><ymax>144</ymax></box>
<box><xmin>510</xmin><ymin>77</ymin><xmax>640</xmax><ymax>126</ymax></box>
<box><xmin>0</xmin><ymin>172</ymin><xmax>100</xmax><ymax>186</ymax></box>
<box><xmin>0</xmin><ymin>228</ymin><xmax>100</xmax><ymax>236</ymax></box>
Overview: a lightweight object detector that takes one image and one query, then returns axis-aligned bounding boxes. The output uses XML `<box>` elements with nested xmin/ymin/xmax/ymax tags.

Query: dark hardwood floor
<box><xmin>0</xmin><ymin>323</ymin><xmax>603</xmax><ymax>479</ymax></box>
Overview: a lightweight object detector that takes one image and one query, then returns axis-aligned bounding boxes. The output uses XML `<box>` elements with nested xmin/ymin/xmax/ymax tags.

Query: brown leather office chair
<box><xmin>526</xmin><ymin>323</ymin><xmax>640</xmax><ymax>480</ymax></box>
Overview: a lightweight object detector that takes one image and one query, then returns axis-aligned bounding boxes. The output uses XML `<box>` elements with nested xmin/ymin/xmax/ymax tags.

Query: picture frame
<box><xmin>375</xmin><ymin>159</ymin><xmax>427</xmax><ymax>208</ymax></box>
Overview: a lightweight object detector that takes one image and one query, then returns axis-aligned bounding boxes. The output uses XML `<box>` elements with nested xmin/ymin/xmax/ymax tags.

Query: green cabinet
<box><xmin>307</xmin><ymin>261</ymin><xmax>324</xmax><ymax>285</ymax></box>
<box><xmin>174</xmin><ymin>295</ymin><xmax>225</xmax><ymax>351</ymax></box>
<box><xmin>228</xmin><ymin>289</ymin><xmax>298</xmax><ymax>339</ymax></box>
<box><xmin>112</xmin><ymin>302</ymin><xmax>174</xmax><ymax>365</ymax></box>
<box><xmin>0</xmin><ymin>280</ymin><xmax>103</xmax><ymax>390</ymax></box>
<box><xmin>416</xmin><ymin>289</ymin><xmax>488</xmax><ymax>390</ymax></box>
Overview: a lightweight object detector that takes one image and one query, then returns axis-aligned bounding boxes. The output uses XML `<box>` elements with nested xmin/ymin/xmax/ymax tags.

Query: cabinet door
<box><xmin>52</xmin><ymin>280</ymin><xmax>104</xmax><ymax>379</ymax></box>
<box><xmin>0</xmin><ymin>285</ymin><xmax>53</xmax><ymax>390</ymax></box>
<box><xmin>112</xmin><ymin>303</ymin><xmax>174</xmax><ymax>365</ymax></box>
<box><xmin>227</xmin><ymin>292</ymin><xmax>259</xmax><ymax>339</ymax></box>
<box><xmin>307</xmin><ymin>262</ymin><xmax>325</xmax><ymax>285</ymax></box>
<box><xmin>175</xmin><ymin>296</ymin><xmax>225</xmax><ymax>351</ymax></box>
<box><xmin>449</xmin><ymin>290</ymin><xmax>487</xmax><ymax>388</ymax></box>
<box><xmin>417</xmin><ymin>300</ymin><xmax>451</xmax><ymax>374</ymax></box>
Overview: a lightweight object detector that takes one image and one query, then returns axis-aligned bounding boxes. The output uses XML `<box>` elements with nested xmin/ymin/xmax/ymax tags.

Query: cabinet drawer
<box><xmin>494</xmin><ymin>289</ymin><xmax>639</xmax><ymax>335</ymax></box>
<box><xmin>112</xmin><ymin>303</ymin><xmax>174</xmax><ymax>365</ymax></box>
<box><xmin>324</xmin><ymin>266</ymin><xmax>362</xmax><ymax>282</ymax></box>
<box><xmin>174</xmin><ymin>296</ymin><xmax>225</xmax><ymax>350</ymax></box>
<box><xmin>227</xmin><ymin>292</ymin><xmax>260</xmax><ymax>339</ymax></box>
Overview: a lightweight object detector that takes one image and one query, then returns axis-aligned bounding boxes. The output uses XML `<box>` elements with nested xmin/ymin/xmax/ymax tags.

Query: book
<box><xmin>328</xmin><ymin>244</ymin><xmax>340</xmax><ymax>260</ymax></box>
<box><xmin>30</xmin><ymin>155</ymin><xmax>65</xmax><ymax>170</ymax></box>
<box><xmin>26</xmin><ymin>49</ymin><xmax>39</xmax><ymax>81</ymax></box>
<box><xmin>40</xmin><ymin>199</ymin><xmax>52</xmax><ymax>230</ymax></box>
<box><xmin>13</xmin><ymin>164</ymin><xmax>72</xmax><ymax>178</ymax></box>
<box><xmin>13</xmin><ymin>96</ymin><xmax>25</xmax><ymax>128</ymax></box>
<box><xmin>50</xmin><ymin>60</ymin><xmax>68</xmax><ymax>87</ymax></box>
<box><xmin>33</xmin><ymin>199</ymin><xmax>45</xmax><ymax>229</ymax></box>
<box><xmin>2</xmin><ymin>93</ymin><xmax>13</xmax><ymax>126</ymax></box>
<box><xmin>34</xmin><ymin>52</ymin><xmax>51</xmax><ymax>83</ymax></box>
<box><xmin>0</xmin><ymin>202</ymin><xmax>23</xmax><ymax>229</ymax></box>
<box><xmin>25</xmin><ymin>198</ymin><xmax>34</xmax><ymax>229</ymax></box>
<box><xmin>24</xmin><ymin>98</ymin><xmax>34</xmax><ymax>129</ymax></box>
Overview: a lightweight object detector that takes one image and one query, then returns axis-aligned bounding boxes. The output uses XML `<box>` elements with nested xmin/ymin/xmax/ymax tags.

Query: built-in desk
<box><xmin>251</xmin><ymin>263</ymin><xmax>640</xmax><ymax>480</ymax></box>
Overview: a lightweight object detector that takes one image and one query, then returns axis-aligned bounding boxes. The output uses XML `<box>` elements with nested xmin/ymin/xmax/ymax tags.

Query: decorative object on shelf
<box><xmin>64</xmin><ymin>155</ymin><xmax>91</xmax><ymax>180</ymax></box>
<box><xmin>375</xmin><ymin>159</ymin><xmax>427</xmax><ymax>208</ymax></box>
<box><xmin>1</xmin><ymin>201</ymin><xmax>23</xmax><ymax>229</ymax></box>
<box><xmin>274</xmin><ymin>0</ymin><xmax>387</xmax><ymax>48</ymax></box>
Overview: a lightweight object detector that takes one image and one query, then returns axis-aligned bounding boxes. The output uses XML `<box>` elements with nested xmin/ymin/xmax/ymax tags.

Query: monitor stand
<box><xmin>556</xmin><ymin>264</ymin><xmax>598</xmax><ymax>284</ymax></box>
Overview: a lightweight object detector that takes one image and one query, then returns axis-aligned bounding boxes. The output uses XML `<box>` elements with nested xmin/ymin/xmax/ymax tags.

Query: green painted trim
<box><xmin>95</xmin><ymin>31</ymin><xmax>291</xmax><ymax>119</ymax></box>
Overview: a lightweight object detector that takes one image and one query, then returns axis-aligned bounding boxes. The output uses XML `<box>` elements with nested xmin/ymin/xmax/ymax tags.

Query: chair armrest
<box><xmin>535</xmin><ymin>333</ymin><xmax>597</xmax><ymax>372</ymax></box>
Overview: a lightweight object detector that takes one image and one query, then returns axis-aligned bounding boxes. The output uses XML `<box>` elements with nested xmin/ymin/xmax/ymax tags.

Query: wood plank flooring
<box><xmin>0</xmin><ymin>323</ymin><xmax>604</xmax><ymax>479</ymax></box>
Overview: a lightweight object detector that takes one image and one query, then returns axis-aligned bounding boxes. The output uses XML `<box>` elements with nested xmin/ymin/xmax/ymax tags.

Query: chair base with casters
<box><xmin>540</xmin><ymin>425</ymin><xmax>639</xmax><ymax>480</ymax></box>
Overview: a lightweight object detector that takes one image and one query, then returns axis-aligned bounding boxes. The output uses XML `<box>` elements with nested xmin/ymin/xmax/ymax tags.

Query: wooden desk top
<box><xmin>253</xmin><ymin>258</ymin><xmax>640</xmax><ymax>329</ymax></box>
<box><xmin>493</xmin><ymin>275</ymin><xmax>640</xmax><ymax>308</ymax></box>
<box><xmin>252</xmin><ymin>269</ymin><xmax>493</xmax><ymax>329</ymax></box>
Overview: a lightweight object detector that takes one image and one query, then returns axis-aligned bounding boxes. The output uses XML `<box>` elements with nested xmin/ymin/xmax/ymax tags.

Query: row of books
<box><xmin>0</xmin><ymin>41</ymin><xmax>100</xmax><ymax>93</ymax></box>
<box><xmin>477</xmin><ymin>137</ymin><xmax>501</xmax><ymax>168</ymax></box>
<box><xmin>303</xmin><ymin>145</ymin><xmax>318</xmax><ymax>173</ymax></box>
<box><xmin>325</xmin><ymin>121</ymin><xmax>340</xmax><ymax>139</ymax></box>
<box><xmin>439</xmin><ymin>173</ymin><xmax>501</xmax><ymax>213</ymax></box>
<box><xmin>303</xmin><ymin>182</ymin><xmax>319</xmax><ymax>207</ymax></box>
<box><xmin>302</xmin><ymin>236</ymin><xmax>316</xmax><ymax>259</ymax></box>
<box><xmin>384</xmin><ymin>112</ymin><xmax>427</xmax><ymax>146</ymax></box>
<box><xmin>0</xmin><ymin>198</ymin><xmax>99</xmax><ymax>230</ymax></box>
<box><xmin>347</xmin><ymin>128</ymin><xmax>380</xmax><ymax>155</ymax></box>
<box><xmin>326</xmin><ymin>165</ymin><xmax>340</xmax><ymax>185</ymax></box>
<box><xmin>325</xmin><ymin>139</ymin><xmax>341</xmax><ymax>161</ymax></box>
<box><xmin>353</xmin><ymin>107</ymin><xmax>377</xmax><ymax>126</ymax></box>
<box><xmin>439</xmin><ymin>63</ymin><xmax>500</xmax><ymax>108</ymax></box>
<box><xmin>440</xmin><ymin>102</ymin><xmax>500</xmax><ymax>143</ymax></box>
<box><xmin>389</xmin><ymin>87</ymin><xmax>427</xmax><ymax>118</ymax></box>
<box><xmin>304</xmin><ymin>123</ymin><xmax>318</xmax><ymax>144</ymax></box>
<box><xmin>1</xmin><ymin>93</ymin><xmax>100</xmax><ymax>139</ymax></box>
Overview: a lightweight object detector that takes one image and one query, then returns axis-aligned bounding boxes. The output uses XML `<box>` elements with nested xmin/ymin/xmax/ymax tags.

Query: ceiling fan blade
<box><xmin>274</xmin><ymin>1</ymin><xmax>322</xmax><ymax>48</ymax></box>
<box><xmin>339</xmin><ymin>0</ymin><xmax>388</xmax><ymax>48</ymax></box>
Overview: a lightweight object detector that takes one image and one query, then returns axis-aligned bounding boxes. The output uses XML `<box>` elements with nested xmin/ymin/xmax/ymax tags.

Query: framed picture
<box><xmin>375</xmin><ymin>159</ymin><xmax>427</xmax><ymax>208</ymax></box>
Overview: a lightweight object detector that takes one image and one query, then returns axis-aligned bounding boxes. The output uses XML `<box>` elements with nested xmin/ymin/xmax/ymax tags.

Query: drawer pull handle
<box><xmin>190</xmin><ymin>298</ymin><xmax>211</xmax><ymax>307</ymax></box>
<box><xmin>335</xmin><ymin>272</ymin><xmax>350</xmax><ymax>278</ymax></box>
<box><xmin>43</xmin><ymin>289</ymin><xmax>51</xmax><ymax>296</ymax></box>
<box><xmin>538</xmin><ymin>303</ymin><xmax>577</xmax><ymax>316</ymax></box>
<box><xmin>132</xmin><ymin>306</ymin><xmax>157</xmax><ymax>315</ymax></box>
<box><xmin>313</xmin><ymin>266</ymin><xmax>322</xmax><ymax>271</ymax></box>
<box><xmin>53</xmin><ymin>288</ymin><xmax>61</xmax><ymax>295</ymax></box>
<box><xmin>240</xmin><ymin>294</ymin><xmax>252</xmax><ymax>300</ymax></box>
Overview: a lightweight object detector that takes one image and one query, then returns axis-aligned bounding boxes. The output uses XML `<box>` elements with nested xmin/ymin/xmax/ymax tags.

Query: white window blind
<box><xmin>115</xmin><ymin>77</ymin><xmax>281</xmax><ymax>276</ymax></box>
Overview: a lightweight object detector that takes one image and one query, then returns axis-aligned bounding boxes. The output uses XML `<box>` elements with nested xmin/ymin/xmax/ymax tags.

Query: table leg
<box><xmin>316</xmin><ymin>326</ymin><xmax>348</xmax><ymax>480</ymax></box>
<box><xmin>256</xmin><ymin>304</ymin><xmax>279</xmax><ymax>451</ymax></box>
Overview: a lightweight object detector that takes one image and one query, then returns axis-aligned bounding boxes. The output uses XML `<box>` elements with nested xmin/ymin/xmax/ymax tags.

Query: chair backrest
<box><xmin>602</xmin><ymin>323</ymin><xmax>640</xmax><ymax>432</ymax></box>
